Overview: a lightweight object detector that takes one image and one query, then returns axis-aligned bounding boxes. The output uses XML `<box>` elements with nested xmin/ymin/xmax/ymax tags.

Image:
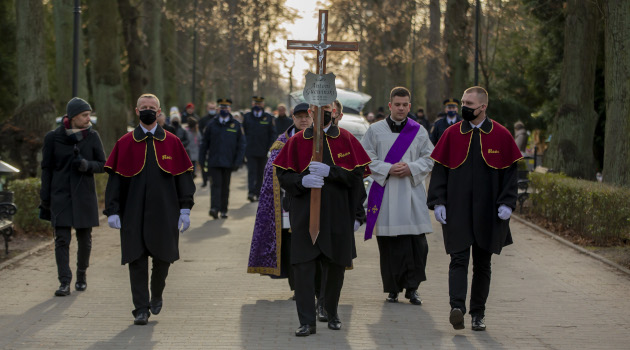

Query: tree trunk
<box><xmin>144</xmin><ymin>0</ymin><xmax>164</xmax><ymax>99</ymax></box>
<box><xmin>444</xmin><ymin>0</ymin><xmax>471</xmax><ymax>97</ymax></box>
<box><xmin>3</xmin><ymin>0</ymin><xmax>57</xmax><ymax>177</ymax></box>
<box><xmin>601</xmin><ymin>0</ymin><xmax>630</xmax><ymax>186</ymax></box>
<box><xmin>544</xmin><ymin>0</ymin><xmax>599</xmax><ymax>179</ymax></box>
<box><xmin>86</xmin><ymin>0</ymin><xmax>128</xmax><ymax>154</ymax></box>
<box><xmin>118</xmin><ymin>0</ymin><xmax>146</xmax><ymax>106</ymax></box>
<box><xmin>425</xmin><ymin>0</ymin><xmax>442</xmax><ymax>122</ymax></box>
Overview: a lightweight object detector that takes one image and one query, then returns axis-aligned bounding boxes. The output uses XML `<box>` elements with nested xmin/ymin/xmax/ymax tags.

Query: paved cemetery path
<box><xmin>1</xmin><ymin>169</ymin><xmax>629</xmax><ymax>349</ymax></box>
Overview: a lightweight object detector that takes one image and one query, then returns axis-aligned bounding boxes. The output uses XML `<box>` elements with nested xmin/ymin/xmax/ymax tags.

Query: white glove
<box><xmin>302</xmin><ymin>174</ymin><xmax>324</xmax><ymax>188</ymax></box>
<box><xmin>108</xmin><ymin>215</ymin><xmax>121</xmax><ymax>229</ymax></box>
<box><xmin>354</xmin><ymin>220</ymin><xmax>360</xmax><ymax>232</ymax></box>
<box><xmin>309</xmin><ymin>161</ymin><xmax>330</xmax><ymax>177</ymax></box>
<box><xmin>434</xmin><ymin>205</ymin><xmax>447</xmax><ymax>224</ymax></box>
<box><xmin>498</xmin><ymin>205</ymin><xmax>512</xmax><ymax>220</ymax></box>
<box><xmin>178</xmin><ymin>209</ymin><xmax>191</xmax><ymax>233</ymax></box>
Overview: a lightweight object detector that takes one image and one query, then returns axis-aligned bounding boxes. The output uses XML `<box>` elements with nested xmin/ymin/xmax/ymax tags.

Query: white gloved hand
<box><xmin>108</xmin><ymin>215</ymin><xmax>121</xmax><ymax>229</ymax></box>
<box><xmin>309</xmin><ymin>161</ymin><xmax>330</xmax><ymax>177</ymax></box>
<box><xmin>434</xmin><ymin>205</ymin><xmax>447</xmax><ymax>224</ymax></box>
<box><xmin>178</xmin><ymin>209</ymin><xmax>191</xmax><ymax>233</ymax></box>
<box><xmin>354</xmin><ymin>220</ymin><xmax>360</xmax><ymax>232</ymax></box>
<box><xmin>498</xmin><ymin>205</ymin><xmax>512</xmax><ymax>220</ymax></box>
<box><xmin>301</xmin><ymin>174</ymin><xmax>324</xmax><ymax>188</ymax></box>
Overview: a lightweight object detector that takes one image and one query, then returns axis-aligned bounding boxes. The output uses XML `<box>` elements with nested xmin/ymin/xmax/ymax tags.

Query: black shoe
<box><xmin>248</xmin><ymin>194</ymin><xmax>256</xmax><ymax>202</ymax></box>
<box><xmin>471</xmin><ymin>314</ymin><xmax>486</xmax><ymax>331</ymax></box>
<box><xmin>405</xmin><ymin>289</ymin><xmax>422</xmax><ymax>305</ymax></box>
<box><xmin>220</xmin><ymin>213</ymin><xmax>228</xmax><ymax>219</ymax></box>
<box><xmin>75</xmin><ymin>281</ymin><xmax>87</xmax><ymax>291</ymax></box>
<box><xmin>134</xmin><ymin>311</ymin><xmax>150</xmax><ymax>325</ymax></box>
<box><xmin>386</xmin><ymin>292</ymin><xmax>398</xmax><ymax>303</ymax></box>
<box><xmin>317</xmin><ymin>305</ymin><xmax>328</xmax><ymax>322</ymax></box>
<box><xmin>327</xmin><ymin>315</ymin><xmax>342</xmax><ymax>330</ymax></box>
<box><xmin>295</xmin><ymin>324</ymin><xmax>316</xmax><ymax>336</ymax></box>
<box><xmin>55</xmin><ymin>284</ymin><xmax>71</xmax><ymax>296</ymax></box>
<box><xmin>150</xmin><ymin>298</ymin><xmax>163</xmax><ymax>315</ymax></box>
<box><xmin>209</xmin><ymin>209</ymin><xmax>218</xmax><ymax>219</ymax></box>
<box><xmin>449</xmin><ymin>308</ymin><xmax>465</xmax><ymax>330</ymax></box>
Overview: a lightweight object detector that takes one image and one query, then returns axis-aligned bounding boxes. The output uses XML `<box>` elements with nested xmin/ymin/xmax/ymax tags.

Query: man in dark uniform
<box><xmin>104</xmin><ymin>93</ymin><xmax>196</xmax><ymax>326</ymax></box>
<box><xmin>40</xmin><ymin>97</ymin><xmax>106</xmax><ymax>296</ymax></box>
<box><xmin>429</xmin><ymin>98</ymin><xmax>462</xmax><ymax>145</ymax></box>
<box><xmin>243</xmin><ymin>96</ymin><xmax>276</xmax><ymax>202</ymax></box>
<box><xmin>199</xmin><ymin>98</ymin><xmax>246</xmax><ymax>219</ymax></box>
<box><xmin>427</xmin><ymin>86</ymin><xmax>522</xmax><ymax>332</ymax></box>
<box><xmin>198</xmin><ymin>102</ymin><xmax>218</xmax><ymax>188</ymax></box>
<box><xmin>415</xmin><ymin>108</ymin><xmax>431</xmax><ymax>132</ymax></box>
<box><xmin>275</xmin><ymin>104</ymin><xmax>293</xmax><ymax>138</ymax></box>
<box><xmin>273</xmin><ymin>102</ymin><xmax>370</xmax><ymax>336</ymax></box>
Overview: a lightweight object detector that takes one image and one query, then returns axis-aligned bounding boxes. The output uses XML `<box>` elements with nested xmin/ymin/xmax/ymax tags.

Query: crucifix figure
<box><xmin>287</xmin><ymin>10</ymin><xmax>359</xmax><ymax>244</ymax></box>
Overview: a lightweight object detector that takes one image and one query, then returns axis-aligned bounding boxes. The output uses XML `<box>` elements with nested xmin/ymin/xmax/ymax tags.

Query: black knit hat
<box><xmin>66</xmin><ymin>97</ymin><xmax>92</xmax><ymax>119</ymax></box>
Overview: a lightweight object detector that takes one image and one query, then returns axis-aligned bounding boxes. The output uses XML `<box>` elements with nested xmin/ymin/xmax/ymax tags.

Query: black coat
<box><xmin>427</xmin><ymin>120</ymin><xmax>517</xmax><ymax>255</ymax></box>
<box><xmin>242</xmin><ymin>111</ymin><xmax>276</xmax><ymax>157</ymax></box>
<box><xmin>104</xmin><ymin>126</ymin><xmax>196</xmax><ymax>264</ymax></box>
<box><xmin>276</xmin><ymin>126</ymin><xmax>366</xmax><ymax>267</ymax></box>
<box><xmin>40</xmin><ymin>125</ymin><xmax>106</xmax><ymax>228</ymax></box>
<box><xmin>275</xmin><ymin>115</ymin><xmax>293</xmax><ymax>138</ymax></box>
<box><xmin>430</xmin><ymin>115</ymin><xmax>462</xmax><ymax>145</ymax></box>
<box><xmin>199</xmin><ymin>116</ymin><xmax>246</xmax><ymax>169</ymax></box>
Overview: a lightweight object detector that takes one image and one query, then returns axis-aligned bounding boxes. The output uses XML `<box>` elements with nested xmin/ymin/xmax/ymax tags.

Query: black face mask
<box><xmin>139</xmin><ymin>109</ymin><xmax>157</xmax><ymax>125</ymax></box>
<box><xmin>323</xmin><ymin>110</ymin><xmax>332</xmax><ymax>125</ymax></box>
<box><xmin>461</xmin><ymin>105</ymin><xmax>481</xmax><ymax>121</ymax></box>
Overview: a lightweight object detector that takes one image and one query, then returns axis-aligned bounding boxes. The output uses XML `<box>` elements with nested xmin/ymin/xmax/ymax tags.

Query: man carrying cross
<box><xmin>273</xmin><ymin>102</ymin><xmax>370</xmax><ymax>336</ymax></box>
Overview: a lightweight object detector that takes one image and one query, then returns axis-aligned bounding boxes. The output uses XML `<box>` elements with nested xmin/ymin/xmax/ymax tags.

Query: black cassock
<box><xmin>427</xmin><ymin>120</ymin><xmax>517</xmax><ymax>255</ymax></box>
<box><xmin>276</xmin><ymin>126</ymin><xmax>367</xmax><ymax>326</ymax></box>
<box><xmin>276</xmin><ymin>131</ymin><xmax>366</xmax><ymax>268</ymax></box>
<box><xmin>104</xmin><ymin>126</ymin><xmax>196</xmax><ymax>265</ymax></box>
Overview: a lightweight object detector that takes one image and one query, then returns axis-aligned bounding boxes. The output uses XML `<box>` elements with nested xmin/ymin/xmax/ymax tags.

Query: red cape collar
<box><xmin>272</xmin><ymin>125</ymin><xmax>371</xmax><ymax>176</ymax></box>
<box><xmin>430</xmin><ymin>118</ymin><xmax>523</xmax><ymax>169</ymax></box>
<box><xmin>105</xmin><ymin>125</ymin><xmax>193</xmax><ymax>177</ymax></box>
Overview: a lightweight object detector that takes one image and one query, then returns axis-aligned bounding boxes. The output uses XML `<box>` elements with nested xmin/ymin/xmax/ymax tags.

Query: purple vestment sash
<box><xmin>364</xmin><ymin>119</ymin><xmax>421</xmax><ymax>240</ymax></box>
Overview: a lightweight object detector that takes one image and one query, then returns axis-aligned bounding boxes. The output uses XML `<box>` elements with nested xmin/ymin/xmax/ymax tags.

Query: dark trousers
<box><xmin>247</xmin><ymin>156</ymin><xmax>267</xmax><ymax>196</ymax></box>
<box><xmin>209</xmin><ymin>167</ymin><xmax>232</xmax><ymax>213</ymax></box>
<box><xmin>201</xmin><ymin>164</ymin><xmax>209</xmax><ymax>185</ymax></box>
<box><xmin>293</xmin><ymin>255</ymin><xmax>344</xmax><ymax>326</ymax></box>
<box><xmin>128</xmin><ymin>252</ymin><xmax>170</xmax><ymax>316</ymax></box>
<box><xmin>54</xmin><ymin>226</ymin><xmax>92</xmax><ymax>284</ymax></box>
<box><xmin>449</xmin><ymin>241</ymin><xmax>492</xmax><ymax>316</ymax></box>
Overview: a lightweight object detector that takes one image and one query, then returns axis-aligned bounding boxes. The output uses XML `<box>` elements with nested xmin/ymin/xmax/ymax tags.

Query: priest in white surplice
<box><xmin>361</xmin><ymin>87</ymin><xmax>434</xmax><ymax>305</ymax></box>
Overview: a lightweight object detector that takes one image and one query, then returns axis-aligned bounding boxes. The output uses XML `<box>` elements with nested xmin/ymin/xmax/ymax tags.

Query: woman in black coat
<box><xmin>40</xmin><ymin>97</ymin><xmax>106</xmax><ymax>296</ymax></box>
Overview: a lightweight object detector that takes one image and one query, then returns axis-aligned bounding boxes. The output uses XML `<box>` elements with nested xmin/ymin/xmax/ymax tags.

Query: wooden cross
<box><xmin>287</xmin><ymin>10</ymin><xmax>359</xmax><ymax>244</ymax></box>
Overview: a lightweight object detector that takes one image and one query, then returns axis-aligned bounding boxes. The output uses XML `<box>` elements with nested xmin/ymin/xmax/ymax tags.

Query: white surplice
<box><xmin>361</xmin><ymin>119</ymin><xmax>435</xmax><ymax>236</ymax></box>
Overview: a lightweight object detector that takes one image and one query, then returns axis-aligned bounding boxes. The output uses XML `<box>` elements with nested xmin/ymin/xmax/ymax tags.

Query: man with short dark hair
<box><xmin>40</xmin><ymin>97</ymin><xmax>106</xmax><ymax>297</ymax></box>
<box><xmin>104</xmin><ymin>93</ymin><xmax>196</xmax><ymax>326</ymax></box>
<box><xmin>243</xmin><ymin>96</ymin><xmax>277</xmax><ymax>202</ymax></box>
<box><xmin>427</xmin><ymin>86</ymin><xmax>522</xmax><ymax>332</ymax></box>
<box><xmin>361</xmin><ymin>87</ymin><xmax>434</xmax><ymax>306</ymax></box>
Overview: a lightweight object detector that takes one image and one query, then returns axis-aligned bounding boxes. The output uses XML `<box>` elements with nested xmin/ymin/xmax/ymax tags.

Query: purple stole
<box><xmin>364</xmin><ymin>119</ymin><xmax>421</xmax><ymax>240</ymax></box>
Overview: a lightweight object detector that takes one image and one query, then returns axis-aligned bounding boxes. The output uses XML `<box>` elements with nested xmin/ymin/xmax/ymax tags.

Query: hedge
<box><xmin>529</xmin><ymin>172</ymin><xmax>630</xmax><ymax>244</ymax></box>
<box><xmin>6</xmin><ymin>173</ymin><xmax>108</xmax><ymax>236</ymax></box>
